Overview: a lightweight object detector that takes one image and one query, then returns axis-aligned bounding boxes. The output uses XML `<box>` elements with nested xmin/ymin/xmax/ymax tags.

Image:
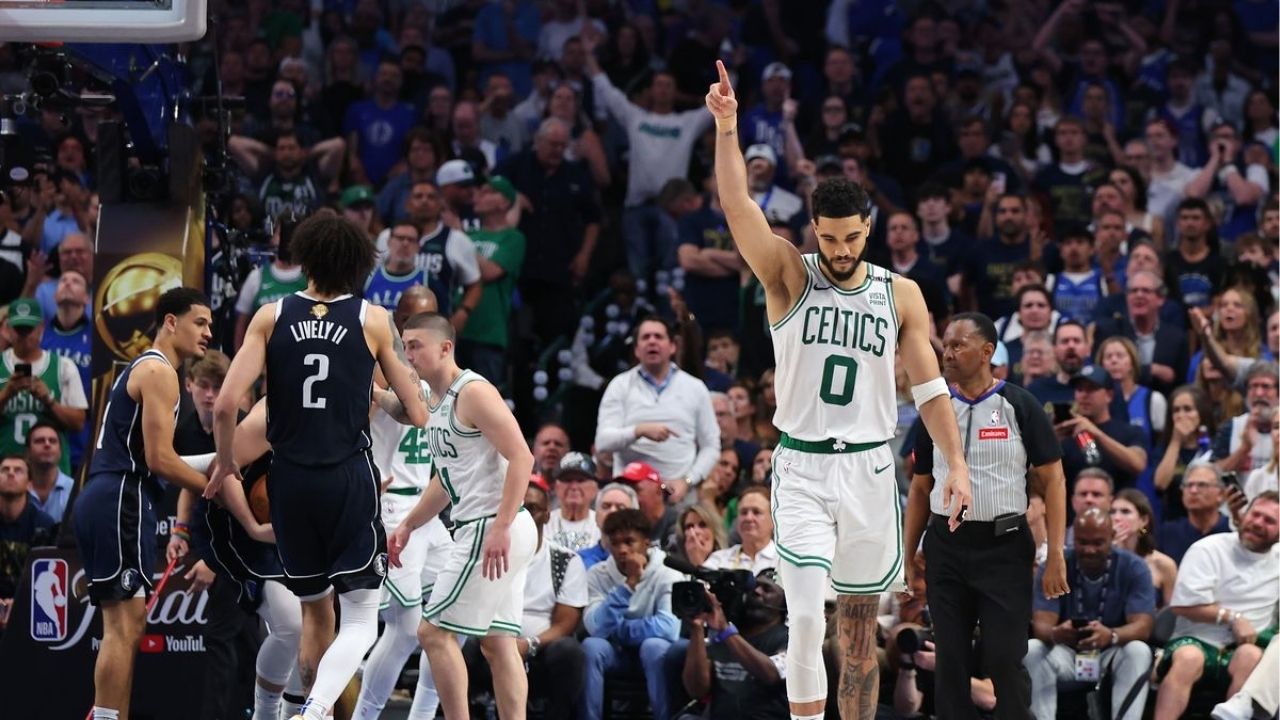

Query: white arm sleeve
<box><xmin>445</xmin><ymin>230</ymin><xmax>482</xmax><ymax>285</ymax></box>
<box><xmin>235</xmin><ymin>267</ymin><xmax>264</xmax><ymax>315</ymax></box>
<box><xmin>57</xmin><ymin>357</ymin><xmax>88</xmax><ymax>409</ymax></box>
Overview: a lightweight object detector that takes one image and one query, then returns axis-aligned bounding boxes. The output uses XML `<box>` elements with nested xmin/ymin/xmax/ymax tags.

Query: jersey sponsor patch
<box><xmin>978</xmin><ymin>427</ymin><xmax>1009</xmax><ymax>440</ymax></box>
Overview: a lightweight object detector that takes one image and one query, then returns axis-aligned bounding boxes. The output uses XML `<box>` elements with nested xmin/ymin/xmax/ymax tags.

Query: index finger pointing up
<box><xmin>716</xmin><ymin>60</ymin><xmax>730</xmax><ymax>94</ymax></box>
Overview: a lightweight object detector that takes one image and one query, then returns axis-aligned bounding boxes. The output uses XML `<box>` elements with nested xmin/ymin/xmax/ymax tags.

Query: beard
<box><xmin>817</xmin><ymin>244</ymin><xmax>864</xmax><ymax>283</ymax></box>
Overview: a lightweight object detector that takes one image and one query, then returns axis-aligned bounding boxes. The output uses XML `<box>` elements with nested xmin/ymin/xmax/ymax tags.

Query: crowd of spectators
<box><xmin>0</xmin><ymin>0</ymin><xmax>1277</xmax><ymax>717</ymax></box>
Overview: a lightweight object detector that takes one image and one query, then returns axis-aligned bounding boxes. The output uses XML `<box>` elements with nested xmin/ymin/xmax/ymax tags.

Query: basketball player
<box><xmin>72</xmin><ymin>287</ymin><xmax>214</xmax><ymax>720</ymax></box>
<box><xmin>177</xmin><ymin>399</ymin><xmax>306</xmax><ymax>720</ymax></box>
<box><xmin>384</xmin><ymin>312</ymin><xmax>537</xmax><ymax>720</ymax></box>
<box><xmin>706</xmin><ymin>60</ymin><xmax>972</xmax><ymax>720</ymax></box>
<box><xmin>208</xmin><ymin>213</ymin><xmax>429</xmax><ymax>720</ymax></box>
<box><xmin>353</xmin><ymin>287</ymin><xmax>454</xmax><ymax>720</ymax></box>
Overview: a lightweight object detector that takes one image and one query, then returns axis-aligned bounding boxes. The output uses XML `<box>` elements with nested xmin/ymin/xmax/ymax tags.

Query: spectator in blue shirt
<box><xmin>578</xmin><ymin>483</ymin><xmax>639</xmax><ymax>571</ymax></box>
<box><xmin>472</xmin><ymin>0</ymin><xmax>541</xmax><ymax>98</ymax></box>
<box><xmin>581</xmin><ymin>509</ymin><xmax>682</xmax><ymax>720</ymax></box>
<box><xmin>24</xmin><ymin>423</ymin><xmax>74</xmax><ymax>524</ymax></box>
<box><xmin>37</xmin><ymin>171</ymin><xmax>87</xmax><ymax>255</ymax></box>
<box><xmin>1026</xmin><ymin>508</ymin><xmax>1155</xmax><ymax>720</ymax></box>
<box><xmin>344</xmin><ymin>58</ymin><xmax>417</xmax><ymax>187</ymax></box>
<box><xmin>1159</xmin><ymin>462</ymin><xmax>1233</xmax><ymax>564</ymax></box>
<box><xmin>0</xmin><ymin>455</ymin><xmax>57</xmax><ymax>606</ymax></box>
<box><xmin>740</xmin><ymin>63</ymin><xmax>792</xmax><ymax>185</ymax></box>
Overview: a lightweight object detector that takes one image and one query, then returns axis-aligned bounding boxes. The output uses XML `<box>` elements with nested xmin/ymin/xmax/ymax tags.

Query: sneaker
<box><xmin>1212</xmin><ymin>692</ymin><xmax>1255</xmax><ymax>720</ymax></box>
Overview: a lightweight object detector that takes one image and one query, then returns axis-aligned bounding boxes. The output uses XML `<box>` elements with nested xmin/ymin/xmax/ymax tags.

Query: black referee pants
<box><xmin>924</xmin><ymin>514</ymin><xmax>1034</xmax><ymax>720</ymax></box>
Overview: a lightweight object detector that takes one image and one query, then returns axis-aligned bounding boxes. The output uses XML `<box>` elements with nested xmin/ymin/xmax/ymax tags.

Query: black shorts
<box><xmin>268</xmin><ymin>450</ymin><xmax>387</xmax><ymax>597</ymax></box>
<box><xmin>72</xmin><ymin>473</ymin><xmax>158</xmax><ymax>605</ymax></box>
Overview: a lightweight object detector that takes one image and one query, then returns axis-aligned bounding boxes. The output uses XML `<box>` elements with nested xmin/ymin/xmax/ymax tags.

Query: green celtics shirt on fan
<box><xmin>0</xmin><ymin>352</ymin><xmax>79</xmax><ymax>474</ymax></box>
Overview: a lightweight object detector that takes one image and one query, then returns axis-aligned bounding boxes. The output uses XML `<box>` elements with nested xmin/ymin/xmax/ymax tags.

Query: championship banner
<box><xmin>78</xmin><ymin>201</ymin><xmax>205</xmax><ymax>528</ymax></box>
<box><xmin>0</xmin><ymin>547</ymin><xmax>212</xmax><ymax>718</ymax></box>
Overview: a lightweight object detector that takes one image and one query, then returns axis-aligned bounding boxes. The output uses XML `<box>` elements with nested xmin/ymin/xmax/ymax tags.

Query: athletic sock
<box><xmin>91</xmin><ymin>710</ymin><xmax>120</xmax><ymax>720</ymax></box>
<box><xmin>253</xmin><ymin>683</ymin><xmax>283</xmax><ymax>719</ymax></box>
<box><xmin>791</xmin><ymin>714</ymin><xmax>824</xmax><ymax>720</ymax></box>
<box><xmin>281</xmin><ymin>692</ymin><xmax>306</xmax><ymax>718</ymax></box>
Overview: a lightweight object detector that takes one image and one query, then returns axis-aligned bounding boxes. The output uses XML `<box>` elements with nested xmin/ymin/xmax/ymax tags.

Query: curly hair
<box><xmin>290</xmin><ymin>211</ymin><xmax>377</xmax><ymax>296</ymax></box>
<box><xmin>810</xmin><ymin>177</ymin><xmax>871</xmax><ymax>221</ymax></box>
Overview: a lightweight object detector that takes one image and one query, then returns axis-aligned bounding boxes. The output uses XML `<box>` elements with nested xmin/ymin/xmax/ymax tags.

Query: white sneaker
<box><xmin>1212</xmin><ymin>692</ymin><xmax>1255</xmax><ymax>720</ymax></box>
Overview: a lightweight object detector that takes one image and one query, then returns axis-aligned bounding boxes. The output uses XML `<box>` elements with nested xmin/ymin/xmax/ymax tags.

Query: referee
<box><xmin>904</xmin><ymin>313</ymin><xmax>1070</xmax><ymax>720</ymax></box>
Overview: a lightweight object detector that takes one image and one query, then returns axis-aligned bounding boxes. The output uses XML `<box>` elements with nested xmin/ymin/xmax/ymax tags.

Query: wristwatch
<box><xmin>525</xmin><ymin>636</ymin><xmax>541</xmax><ymax>657</ymax></box>
<box><xmin>1109</xmin><ymin>630</ymin><xmax>1119</xmax><ymax>648</ymax></box>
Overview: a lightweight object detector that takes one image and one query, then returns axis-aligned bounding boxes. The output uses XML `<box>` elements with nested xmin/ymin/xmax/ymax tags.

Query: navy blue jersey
<box><xmin>266</xmin><ymin>292</ymin><xmax>375</xmax><ymax>465</ymax></box>
<box><xmin>418</xmin><ymin>225</ymin><xmax>458</xmax><ymax>316</ymax></box>
<box><xmin>89</xmin><ymin>350</ymin><xmax>177</xmax><ymax>492</ymax></box>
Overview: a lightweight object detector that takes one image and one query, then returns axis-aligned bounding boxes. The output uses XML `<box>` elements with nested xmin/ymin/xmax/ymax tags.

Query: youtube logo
<box><xmin>139</xmin><ymin>634</ymin><xmax>164</xmax><ymax>653</ymax></box>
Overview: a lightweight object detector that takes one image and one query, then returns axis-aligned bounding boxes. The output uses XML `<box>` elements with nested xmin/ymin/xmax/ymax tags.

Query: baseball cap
<box><xmin>616</xmin><ymin>461</ymin><xmax>667</xmax><ymax>494</ymax></box>
<box><xmin>436</xmin><ymin>159</ymin><xmax>476</xmax><ymax>187</ymax></box>
<box><xmin>6</xmin><ymin>297</ymin><xmax>41</xmax><ymax>328</ymax></box>
<box><xmin>529</xmin><ymin>473</ymin><xmax>551</xmax><ymax>494</ymax></box>
<box><xmin>744</xmin><ymin>144</ymin><xmax>778</xmax><ymax>167</ymax></box>
<box><xmin>837</xmin><ymin>122</ymin><xmax>866</xmax><ymax>143</ymax></box>
<box><xmin>814</xmin><ymin>154</ymin><xmax>843</xmax><ymax>174</ymax></box>
<box><xmin>556</xmin><ymin>451</ymin><xmax>597</xmax><ymax>481</ymax></box>
<box><xmin>339</xmin><ymin>185</ymin><xmax>375</xmax><ymax>209</ymax></box>
<box><xmin>1070</xmin><ymin>365</ymin><xmax>1114</xmax><ymax>391</ymax></box>
<box><xmin>486</xmin><ymin>175</ymin><xmax>518</xmax><ymax>205</ymax></box>
<box><xmin>761</xmin><ymin>62</ymin><xmax>792</xmax><ymax>82</ymax></box>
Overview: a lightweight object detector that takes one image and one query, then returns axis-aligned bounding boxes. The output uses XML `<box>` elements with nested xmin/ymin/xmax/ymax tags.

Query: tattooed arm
<box><xmin>371</xmin><ymin>306</ymin><xmax>428</xmax><ymax>427</ymax></box>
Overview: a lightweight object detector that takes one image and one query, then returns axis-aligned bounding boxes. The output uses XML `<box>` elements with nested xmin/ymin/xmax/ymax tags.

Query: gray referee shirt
<box><xmin>914</xmin><ymin>380</ymin><xmax>1061</xmax><ymax>521</ymax></box>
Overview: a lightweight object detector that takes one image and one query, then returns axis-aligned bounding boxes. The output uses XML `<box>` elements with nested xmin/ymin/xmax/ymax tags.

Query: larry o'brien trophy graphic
<box><xmin>85</xmin><ymin>203</ymin><xmax>206</xmax><ymax>480</ymax></box>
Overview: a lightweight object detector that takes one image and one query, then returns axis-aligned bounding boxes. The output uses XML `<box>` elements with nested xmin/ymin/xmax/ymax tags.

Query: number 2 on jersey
<box><xmin>302</xmin><ymin>353</ymin><xmax>329</xmax><ymax>409</ymax></box>
<box><xmin>819</xmin><ymin>355</ymin><xmax>858</xmax><ymax>405</ymax></box>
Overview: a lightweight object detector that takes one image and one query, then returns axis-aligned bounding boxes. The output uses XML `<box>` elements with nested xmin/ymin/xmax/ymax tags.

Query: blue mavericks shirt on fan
<box><xmin>42</xmin><ymin>319</ymin><xmax>92</xmax><ymax>468</ymax></box>
<box><xmin>91</xmin><ymin>350</ymin><xmax>174</xmax><ymax>495</ymax></box>
<box><xmin>265</xmin><ymin>293</ymin><xmax>375</xmax><ymax>465</ymax></box>
<box><xmin>365</xmin><ymin>266</ymin><xmax>428</xmax><ymax>311</ymax></box>
<box><xmin>418</xmin><ymin>225</ymin><xmax>459</xmax><ymax>316</ymax></box>
<box><xmin>1052</xmin><ymin>270</ymin><xmax>1105</xmax><ymax>324</ymax></box>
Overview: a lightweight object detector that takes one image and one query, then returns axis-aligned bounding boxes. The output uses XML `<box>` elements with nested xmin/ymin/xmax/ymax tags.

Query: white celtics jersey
<box><xmin>424</xmin><ymin>370</ymin><xmax>508</xmax><ymax>523</ymax></box>
<box><xmin>371</xmin><ymin>380</ymin><xmax>435</xmax><ymax>493</ymax></box>
<box><xmin>770</xmin><ymin>256</ymin><xmax>899</xmax><ymax>443</ymax></box>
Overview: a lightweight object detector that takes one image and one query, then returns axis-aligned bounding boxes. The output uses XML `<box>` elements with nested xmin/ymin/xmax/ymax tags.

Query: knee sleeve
<box><xmin>779</xmin><ymin>562</ymin><xmax>829</xmax><ymax>704</ymax></box>
<box><xmin>256</xmin><ymin>582</ymin><xmax>304</xmax><ymax>685</ymax></box>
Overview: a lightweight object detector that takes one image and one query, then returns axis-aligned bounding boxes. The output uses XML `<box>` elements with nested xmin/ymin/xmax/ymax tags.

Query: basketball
<box><xmin>249</xmin><ymin>475</ymin><xmax>270</xmax><ymax>525</ymax></box>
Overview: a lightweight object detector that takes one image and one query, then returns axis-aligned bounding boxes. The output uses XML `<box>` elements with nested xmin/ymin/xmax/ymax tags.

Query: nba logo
<box><xmin>30</xmin><ymin>558</ymin><xmax>69</xmax><ymax>642</ymax></box>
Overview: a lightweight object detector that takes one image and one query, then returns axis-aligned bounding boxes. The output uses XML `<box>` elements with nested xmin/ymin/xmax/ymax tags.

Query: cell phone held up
<box><xmin>1053</xmin><ymin>403</ymin><xmax>1074</xmax><ymax>424</ymax></box>
<box><xmin>13</xmin><ymin>363</ymin><xmax>32</xmax><ymax>378</ymax></box>
<box><xmin>1222</xmin><ymin>472</ymin><xmax>1242</xmax><ymax>496</ymax></box>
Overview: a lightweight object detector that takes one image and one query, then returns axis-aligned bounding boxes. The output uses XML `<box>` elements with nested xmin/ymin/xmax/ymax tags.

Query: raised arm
<box><xmin>707</xmin><ymin>60</ymin><xmax>807</xmax><ymax>310</ymax></box>
<box><xmin>136</xmin><ymin>363</ymin><xmax>209</xmax><ymax>494</ymax></box>
<box><xmin>894</xmin><ymin>278</ymin><xmax>970</xmax><ymax>529</ymax></box>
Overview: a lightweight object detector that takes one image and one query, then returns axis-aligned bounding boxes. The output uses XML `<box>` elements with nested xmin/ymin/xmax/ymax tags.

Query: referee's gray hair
<box><xmin>596</xmin><ymin>482</ymin><xmax>639</xmax><ymax>510</ymax></box>
<box><xmin>1184</xmin><ymin>460</ymin><xmax>1223</xmax><ymax>486</ymax></box>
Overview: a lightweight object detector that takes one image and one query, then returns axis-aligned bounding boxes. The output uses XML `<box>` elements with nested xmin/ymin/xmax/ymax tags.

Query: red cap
<box><xmin>616</xmin><ymin>461</ymin><xmax>662</xmax><ymax>487</ymax></box>
<box><xmin>529</xmin><ymin>473</ymin><xmax>550</xmax><ymax>493</ymax></box>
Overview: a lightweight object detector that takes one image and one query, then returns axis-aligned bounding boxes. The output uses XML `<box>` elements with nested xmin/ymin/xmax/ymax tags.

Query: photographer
<box><xmin>1025</xmin><ymin>508</ymin><xmax>1155</xmax><ymax>720</ymax></box>
<box><xmin>681</xmin><ymin>569</ymin><xmax>789</xmax><ymax>720</ymax></box>
<box><xmin>232</xmin><ymin>210</ymin><xmax>306</xmax><ymax>351</ymax></box>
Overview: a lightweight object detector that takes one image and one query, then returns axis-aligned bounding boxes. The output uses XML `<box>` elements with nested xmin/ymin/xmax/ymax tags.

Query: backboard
<box><xmin>0</xmin><ymin>0</ymin><xmax>206</xmax><ymax>43</ymax></box>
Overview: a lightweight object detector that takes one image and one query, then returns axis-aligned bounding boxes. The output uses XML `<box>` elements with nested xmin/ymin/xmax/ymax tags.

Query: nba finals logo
<box><xmin>30</xmin><ymin>558</ymin><xmax>69</xmax><ymax>642</ymax></box>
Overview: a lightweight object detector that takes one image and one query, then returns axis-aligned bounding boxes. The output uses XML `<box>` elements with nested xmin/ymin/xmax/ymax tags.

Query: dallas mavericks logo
<box><xmin>30</xmin><ymin>558</ymin><xmax>69</xmax><ymax>642</ymax></box>
<box><xmin>374</xmin><ymin>553</ymin><xmax>388</xmax><ymax>578</ymax></box>
<box><xmin>121</xmin><ymin>569</ymin><xmax>142</xmax><ymax>593</ymax></box>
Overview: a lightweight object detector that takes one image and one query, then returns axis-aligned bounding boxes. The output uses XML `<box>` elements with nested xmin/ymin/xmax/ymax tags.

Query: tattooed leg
<box><xmin>837</xmin><ymin>595</ymin><xmax>880</xmax><ymax>720</ymax></box>
<box><xmin>298</xmin><ymin>595</ymin><xmax>336</xmax><ymax>695</ymax></box>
